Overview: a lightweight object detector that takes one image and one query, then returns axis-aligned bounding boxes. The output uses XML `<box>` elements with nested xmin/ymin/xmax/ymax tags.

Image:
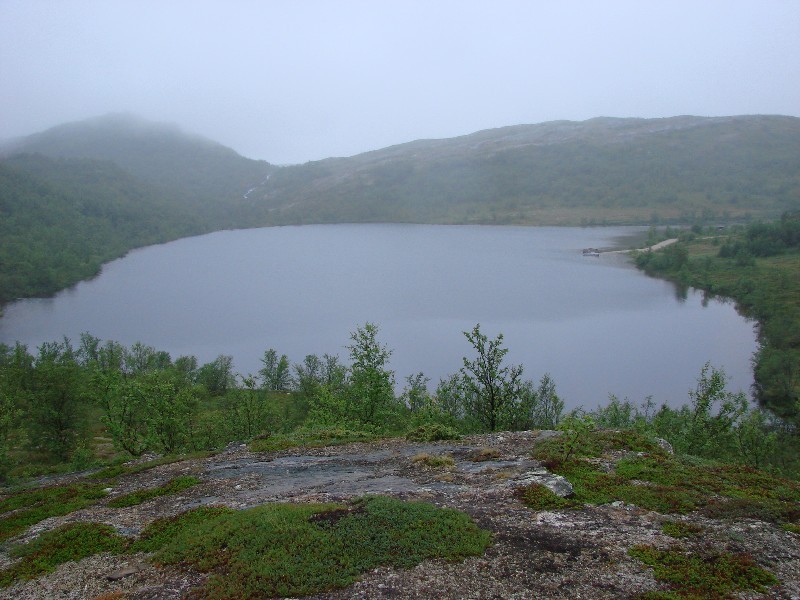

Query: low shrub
<box><xmin>629</xmin><ymin>545</ymin><xmax>778</xmax><ymax>597</ymax></box>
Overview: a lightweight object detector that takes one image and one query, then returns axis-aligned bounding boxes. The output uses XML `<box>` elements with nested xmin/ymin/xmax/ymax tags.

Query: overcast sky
<box><xmin>1</xmin><ymin>1</ymin><xmax>799</xmax><ymax>164</ymax></box>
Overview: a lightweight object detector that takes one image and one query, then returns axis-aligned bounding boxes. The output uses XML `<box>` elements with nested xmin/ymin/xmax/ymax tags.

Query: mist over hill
<box><xmin>2</xmin><ymin>113</ymin><xmax>274</xmax><ymax>221</ymax></box>
<box><xmin>1</xmin><ymin>113</ymin><xmax>799</xmax><ymax>305</ymax></box>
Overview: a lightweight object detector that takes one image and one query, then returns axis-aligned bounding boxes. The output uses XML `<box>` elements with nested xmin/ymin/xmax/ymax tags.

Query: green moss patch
<box><xmin>539</xmin><ymin>441</ymin><xmax>800</xmax><ymax>525</ymax></box>
<box><xmin>515</xmin><ymin>483</ymin><xmax>578</xmax><ymax>511</ymax></box>
<box><xmin>532</xmin><ymin>429</ymin><xmax>665</xmax><ymax>463</ymax></box>
<box><xmin>248</xmin><ymin>427</ymin><xmax>377</xmax><ymax>453</ymax></box>
<box><xmin>661</xmin><ymin>521</ymin><xmax>704</xmax><ymax>539</ymax></box>
<box><xmin>106</xmin><ymin>476</ymin><xmax>201</xmax><ymax>508</ymax></box>
<box><xmin>86</xmin><ymin>451</ymin><xmax>214</xmax><ymax>481</ymax></box>
<box><xmin>136</xmin><ymin>496</ymin><xmax>490</xmax><ymax>598</ymax></box>
<box><xmin>0</xmin><ymin>483</ymin><xmax>108</xmax><ymax>543</ymax></box>
<box><xmin>629</xmin><ymin>545</ymin><xmax>778</xmax><ymax>598</ymax></box>
<box><xmin>552</xmin><ymin>460</ymin><xmax>705</xmax><ymax>514</ymax></box>
<box><xmin>0</xmin><ymin>522</ymin><xmax>126</xmax><ymax>587</ymax></box>
<box><xmin>405</xmin><ymin>423</ymin><xmax>461</xmax><ymax>442</ymax></box>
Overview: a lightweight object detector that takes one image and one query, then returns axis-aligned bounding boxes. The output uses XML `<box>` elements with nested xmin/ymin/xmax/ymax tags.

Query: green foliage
<box><xmin>533</xmin><ymin>427</ymin><xmax>664</xmax><ymax>464</ymax></box>
<box><xmin>0</xmin><ymin>522</ymin><xmax>126</xmax><ymax>587</ymax></box>
<box><xmin>106</xmin><ymin>475</ymin><xmax>201</xmax><ymax>508</ymax></box>
<box><xmin>635</xmin><ymin>220</ymin><xmax>800</xmax><ymax>422</ymax></box>
<box><xmin>405</xmin><ymin>423</ymin><xmax>461</xmax><ymax>442</ymax></box>
<box><xmin>345</xmin><ymin>323</ymin><xmax>397</xmax><ymax>428</ymax></box>
<box><xmin>132</xmin><ymin>496</ymin><xmax>490</xmax><ymax>598</ymax></box>
<box><xmin>220</xmin><ymin>376</ymin><xmax>273</xmax><ymax>440</ymax></box>
<box><xmin>248</xmin><ymin>426</ymin><xmax>377</xmax><ymax>453</ymax></box>
<box><xmin>629</xmin><ymin>545</ymin><xmax>778</xmax><ymax>598</ymax></box>
<box><xmin>540</xmin><ymin>435</ymin><xmax>800</xmax><ymax>522</ymax></box>
<box><xmin>460</xmin><ymin>324</ymin><xmax>524</xmax><ymax>432</ymax></box>
<box><xmin>259</xmin><ymin>349</ymin><xmax>292</xmax><ymax>391</ymax></box>
<box><xmin>515</xmin><ymin>483</ymin><xmax>578</xmax><ymax>511</ymax></box>
<box><xmin>0</xmin><ymin>152</ymin><xmax>210</xmax><ymax>306</ymax></box>
<box><xmin>196</xmin><ymin>355</ymin><xmax>235</xmax><ymax>396</ymax></box>
<box><xmin>660</xmin><ymin>520</ymin><xmax>704</xmax><ymax>539</ymax></box>
<box><xmin>0</xmin><ymin>384</ymin><xmax>19</xmax><ymax>483</ymax></box>
<box><xmin>0</xmin><ymin>483</ymin><xmax>108</xmax><ymax>542</ymax></box>
<box><xmin>97</xmin><ymin>369</ymin><xmax>198</xmax><ymax>456</ymax></box>
<box><xmin>401</xmin><ymin>372</ymin><xmax>431</xmax><ymax>413</ymax></box>
<box><xmin>655</xmin><ymin>363</ymin><xmax>748</xmax><ymax>458</ymax></box>
<box><xmin>555</xmin><ymin>412</ymin><xmax>597</xmax><ymax>462</ymax></box>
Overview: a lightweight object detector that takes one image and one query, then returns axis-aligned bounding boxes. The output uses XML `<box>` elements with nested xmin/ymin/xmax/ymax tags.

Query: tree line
<box><xmin>635</xmin><ymin>214</ymin><xmax>800</xmax><ymax>422</ymax></box>
<box><xmin>1</xmin><ymin>322</ymin><xmax>798</xmax><ymax>483</ymax></box>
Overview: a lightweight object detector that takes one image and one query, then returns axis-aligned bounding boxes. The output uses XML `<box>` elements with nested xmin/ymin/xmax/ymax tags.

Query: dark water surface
<box><xmin>0</xmin><ymin>225</ymin><xmax>756</xmax><ymax>409</ymax></box>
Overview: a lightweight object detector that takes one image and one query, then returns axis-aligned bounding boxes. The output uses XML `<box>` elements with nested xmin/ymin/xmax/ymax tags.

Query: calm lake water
<box><xmin>0</xmin><ymin>224</ymin><xmax>757</xmax><ymax>409</ymax></box>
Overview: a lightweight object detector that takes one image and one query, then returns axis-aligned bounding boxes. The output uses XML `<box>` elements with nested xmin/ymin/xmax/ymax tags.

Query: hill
<box><xmin>250</xmin><ymin>115</ymin><xmax>800</xmax><ymax>226</ymax></box>
<box><xmin>2</xmin><ymin>113</ymin><xmax>273</xmax><ymax>223</ymax></box>
<box><xmin>0</xmin><ymin>154</ymin><xmax>208</xmax><ymax>305</ymax></box>
<box><xmin>0</xmin><ymin>115</ymin><xmax>272</xmax><ymax>306</ymax></box>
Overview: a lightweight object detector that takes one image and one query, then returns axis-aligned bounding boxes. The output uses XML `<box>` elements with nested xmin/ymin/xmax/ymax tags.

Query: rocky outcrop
<box><xmin>1</xmin><ymin>430</ymin><xmax>798</xmax><ymax>599</ymax></box>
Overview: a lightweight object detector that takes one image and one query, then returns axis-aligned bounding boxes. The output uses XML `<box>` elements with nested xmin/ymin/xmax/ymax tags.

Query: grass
<box><xmin>133</xmin><ymin>496</ymin><xmax>490</xmax><ymax>598</ymax></box>
<box><xmin>0</xmin><ymin>483</ymin><xmax>108</xmax><ymax>543</ymax></box>
<box><xmin>86</xmin><ymin>451</ymin><xmax>215</xmax><ymax>481</ymax></box>
<box><xmin>515</xmin><ymin>483</ymin><xmax>578</xmax><ymax>511</ymax></box>
<box><xmin>405</xmin><ymin>423</ymin><xmax>461</xmax><ymax>442</ymax></box>
<box><xmin>106</xmin><ymin>476</ymin><xmax>201</xmax><ymax>508</ymax></box>
<box><xmin>248</xmin><ymin>427</ymin><xmax>377</xmax><ymax>453</ymax></box>
<box><xmin>532</xmin><ymin>429</ymin><xmax>666</xmax><ymax>464</ymax></box>
<box><xmin>0</xmin><ymin>522</ymin><xmax>126</xmax><ymax>587</ymax></box>
<box><xmin>0</xmin><ymin>496</ymin><xmax>491</xmax><ymax>593</ymax></box>
<box><xmin>629</xmin><ymin>545</ymin><xmax>778</xmax><ymax>598</ymax></box>
<box><xmin>470</xmin><ymin>447</ymin><xmax>501</xmax><ymax>462</ymax></box>
<box><xmin>661</xmin><ymin>521</ymin><xmax>704</xmax><ymax>539</ymax></box>
<box><xmin>411</xmin><ymin>452</ymin><xmax>456</xmax><ymax>468</ymax></box>
<box><xmin>527</xmin><ymin>430</ymin><xmax>800</xmax><ymax>526</ymax></box>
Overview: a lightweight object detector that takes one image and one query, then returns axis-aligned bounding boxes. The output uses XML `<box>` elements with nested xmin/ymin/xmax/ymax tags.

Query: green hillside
<box><xmin>251</xmin><ymin>115</ymin><xmax>800</xmax><ymax>226</ymax></box>
<box><xmin>3</xmin><ymin>113</ymin><xmax>274</xmax><ymax>224</ymax></box>
<box><xmin>0</xmin><ymin>154</ymin><xmax>206</xmax><ymax>305</ymax></box>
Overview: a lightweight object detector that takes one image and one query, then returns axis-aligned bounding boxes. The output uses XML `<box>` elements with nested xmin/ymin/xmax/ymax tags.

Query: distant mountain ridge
<box><xmin>249</xmin><ymin>114</ymin><xmax>800</xmax><ymax>226</ymax></box>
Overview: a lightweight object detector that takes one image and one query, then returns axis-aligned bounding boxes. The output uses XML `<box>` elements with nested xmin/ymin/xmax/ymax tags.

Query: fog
<box><xmin>1</xmin><ymin>0</ymin><xmax>799</xmax><ymax>164</ymax></box>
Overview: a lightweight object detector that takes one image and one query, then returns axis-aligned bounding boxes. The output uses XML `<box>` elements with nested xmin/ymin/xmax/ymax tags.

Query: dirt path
<box><xmin>603</xmin><ymin>238</ymin><xmax>679</xmax><ymax>255</ymax></box>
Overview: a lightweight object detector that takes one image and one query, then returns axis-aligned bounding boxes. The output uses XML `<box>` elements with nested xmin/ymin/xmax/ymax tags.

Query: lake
<box><xmin>0</xmin><ymin>224</ymin><xmax>757</xmax><ymax>410</ymax></box>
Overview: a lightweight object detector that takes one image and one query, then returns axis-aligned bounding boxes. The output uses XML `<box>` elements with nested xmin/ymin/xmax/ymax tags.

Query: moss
<box><xmin>248</xmin><ymin>428</ymin><xmax>376</xmax><ymax>452</ymax></box>
<box><xmin>135</xmin><ymin>496</ymin><xmax>490</xmax><ymax>598</ymax></box>
<box><xmin>515</xmin><ymin>483</ymin><xmax>578</xmax><ymax>511</ymax></box>
<box><xmin>661</xmin><ymin>521</ymin><xmax>704</xmax><ymax>539</ymax></box>
<box><xmin>544</xmin><ymin>446</ymin><xmax>800</xmax><ymax>524</ymax></box>
<box><xmin>629</xmin><ymin>545</ymin><xmax>778</xmax><ymax>598</ymax></box>
<box><xmin>86</xmin><ymin>452</ymin><xmax>214</xmax><ymax>481</ymax></box>
<box><xmin>532</xmin><ymin>429</ymin><xmax>666</xmax><ymax>463</ymax></box>
<box><xmin>106</xmin><ymin>476</ymin><xmax>201</xmax><ymax>508</ymax></box>
<box><xmin>0</xmin><ymin>523</ymin><xmax>126</xmax><ymax>586</ymax></box>
<box><xmin>0</xmin><ymin>483</ymin><xmax>108</xmax><ymax>542</ymax></box>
